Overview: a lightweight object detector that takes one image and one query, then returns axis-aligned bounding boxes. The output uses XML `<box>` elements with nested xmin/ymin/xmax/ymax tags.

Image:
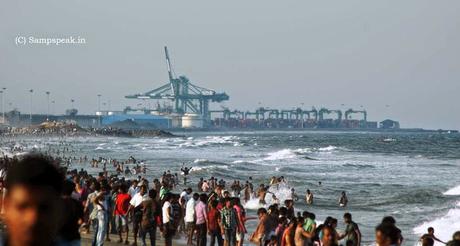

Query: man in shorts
<box><xmin>127</xmin><ymin>184</ymin><xmax>148</xmax><ymax>246</ymax></box>
<box><xmin>114</xmin><ymin>183</ymin><xmax>131</xmax><ymax>244</ymax></box>
<box><xmin>184</xmin><ymin>193</ymin><xmax>199</xmax><ymax>245</ymax></box>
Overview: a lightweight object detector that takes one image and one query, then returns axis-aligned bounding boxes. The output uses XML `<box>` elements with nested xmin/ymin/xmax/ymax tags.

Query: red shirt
<box><xmin>207</xmin><ymin>208</ymin><xmax>221</xmax><ymax>231</ymax></box>
<box><xmin>216</xmin><ymin>202</ymin><xmax>223</xmax><ymax>211</ymax></box>
<box><xmin>114</xmin><ymin>193</ymin><xmax>131</xmax><ymax>215</ymax></box>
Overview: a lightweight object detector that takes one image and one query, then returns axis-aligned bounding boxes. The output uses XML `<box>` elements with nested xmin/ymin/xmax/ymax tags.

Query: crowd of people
<box><xmin>0</xmin><ymin>149</ymin><xmax>460</xmax><ymax>246</ymax></box>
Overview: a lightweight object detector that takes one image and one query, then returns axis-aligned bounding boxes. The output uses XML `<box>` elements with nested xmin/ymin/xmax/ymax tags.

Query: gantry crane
<box><xmin>125</xmin><ymin>47</ymin><xmax>229</xmax><ymax>122</ymax></box>
<box><xmin>344</xmin><ymin>108</ymin><xmax>367</xmax><ymax>121</ymax></box>
<box><xmin>302</xmin><ymin>108</ymin><xmax>318</xmax><ymax>121</ymax></box>
<box><xmin>318</xmin><ymin>108</ymin><xmax>343</xmax><ymax>121</ymax></box>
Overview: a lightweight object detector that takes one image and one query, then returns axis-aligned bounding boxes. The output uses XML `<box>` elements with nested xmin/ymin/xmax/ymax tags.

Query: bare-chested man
<box><xmin>281</xmin><ymin>219</ymin><xmax>297</xmax><ymax>246</ymax></box>
<box><xmin>257</xmin><ymin>184</ymin><xmax>268</xmax><ymax>205</ymax></box>
<box><xmin>250</xmin><ymin>208</ymin><xmax>270</xmax><ymax>246</ymax></box>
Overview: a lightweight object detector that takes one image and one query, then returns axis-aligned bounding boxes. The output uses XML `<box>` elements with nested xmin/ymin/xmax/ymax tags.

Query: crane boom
<box><xmin>164</xmin><ymin>46</ymin><xmax>174</xmax><ymax>83</ymax></box>
<box><xmin>164</xmin><ymin>46</ymin><xmax>176</xmax><ymax>96</ymax></box>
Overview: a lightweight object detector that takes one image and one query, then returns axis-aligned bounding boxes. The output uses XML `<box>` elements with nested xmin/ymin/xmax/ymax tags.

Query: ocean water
<box><xmin>2</xmin><ymin>131</ymin><xmax>460</xmax><ymax>245</ymax></box>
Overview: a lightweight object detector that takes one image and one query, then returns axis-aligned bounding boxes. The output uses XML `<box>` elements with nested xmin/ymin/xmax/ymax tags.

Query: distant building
<box><xmin>380</xmin><ymin>119</ymin><xmax>400</xmax><ymax>129</ymax></box>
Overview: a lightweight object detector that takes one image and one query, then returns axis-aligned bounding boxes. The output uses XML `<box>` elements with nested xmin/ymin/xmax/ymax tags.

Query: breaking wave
<box><xmin>413</xmin><ymin>202</ymin><xmax>460</xmax><ymax>245</ymax></box>
<box><xmin>254</xmin><ymin>145</ymin><xmax>344</xmax><ymax>162</ymax></box>
<box><xmin>261</xmin><ymin>149</ymin><xmax>297</xmax><ymax>161</ymax></box>
<box><xmin>444</xmin><ymin>185</ymin><xmax>460</xmax><ymax>196</ymax></box>
<box><xmin>178</xmin><ymin>136</ymin><xmax>241</xmax><ymax>148</ymax></box>
<box><xmin>243</xmin><ymin>183</ymin><xmax>295</xmax><ymax>210</ymax></box>
<box><xmin>413</xmin><ymin>185</ymin><xmax>460</xmax><ymax>245</ymax></box>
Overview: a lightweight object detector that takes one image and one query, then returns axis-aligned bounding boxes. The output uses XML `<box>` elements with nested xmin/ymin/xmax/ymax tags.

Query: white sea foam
<box><xmin>293</xmin><ymin>148</ymin><xmax>313</xmax><ymax>154</ymax></box>
<box><xmin>193</xmin><ymin>159</ymin><xmax>209</xmax><ymax>163</ymax></box>
<box><xmin>190</xmin><ymin>166</ymin><xmax>206</xmax><ymax>172</ymax></box>
<box><xmin>444</xmin><ymin>185</ymin><xmax>460</xmax><ymax>196</ymax></box>
<box><xmin>383</xmin><ymin>138</ymin><xmax>397</xmax><ymax>142</ymax></box>
<box><xmin>190</xmin><ymin>165</ymin><xmax>229</xmax><ymax>173</ymax></box>
<box><xmin>261</xmin><ymin>149</ymin><xmax>297</xmax><ymax>161</ymax></box>
<box><xmin>243</xmin><ymin>183</ymin><xmax>294</xmax><ymax>210</ymax></box>
<box><xmin>255</xmin><ymin>146</ymin><xmax>340</xmax><ymax>163</ymax></box>
<box><xmin>413</xmin><ymin>202</ymin><xmax>460</xmax><ymax>245</ymax></box>
<box><xmin>178</xmin><ymin>136</ymin><xmax>241</xmax><ymax>148</ymax></box>
<box><xmin>318</xmin><ymin>145</ymin><xmax>338</xmax><ymax>151</ymax></box>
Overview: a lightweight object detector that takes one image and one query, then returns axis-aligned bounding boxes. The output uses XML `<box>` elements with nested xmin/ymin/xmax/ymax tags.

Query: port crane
<box><xmin>302</xmin><ymin>108</ymin><xmax>318</xmax><ymax>121</ymax></box>
<box><xmin>125</xmin><ymin>47</ymin><xmax>229</xmax><ymax>121</ymax></box>
<box><xmin>344</xmin><ymin>109</ymin><xmax>367</xmax><ymax>121</ymax></box>
<box><xmin>268</xmin><ymin>110</ymin><xmax>280</xmax><ymax>119</ymax></box>
<box><xmin>318</xmin><ymin>108</ymin><xmax>343</xmax><ymax>121</ymax></box>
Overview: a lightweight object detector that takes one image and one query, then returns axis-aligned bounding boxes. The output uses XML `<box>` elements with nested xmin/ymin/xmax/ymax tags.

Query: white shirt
<box><xmin>184</xmin><ymin>198</ymin><xmax>196</xmax><ymax>223</ymax></box>
<box><xmin>86</xmin><ymin>190</ymin><xmax>98</xmax><ymax>208</ymax></box>
<box><xmin>180</xmin><ymin>191</ymin><xmax>190</xmax><ymax>205</ymax></box>
<box><xmin>128</xmin><ymin>186</ymin><xmax>139</xmax><ymax>198</ymax></box>
<box><xmin>130</xmin><ymin>193</ymin><xmax>147</xmax><ymax>208</ymax></box>
<box><xmin>162</xmin><ymin>201</ymin><xmax>172</xmax><ymax>224</ymax></box>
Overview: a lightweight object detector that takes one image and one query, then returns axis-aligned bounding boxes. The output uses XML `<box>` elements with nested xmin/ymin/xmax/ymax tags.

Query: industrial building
<box><xmin>379</xmin><ymin>119</ymin><xmax>400</xmax><ymax>129</ymax></box>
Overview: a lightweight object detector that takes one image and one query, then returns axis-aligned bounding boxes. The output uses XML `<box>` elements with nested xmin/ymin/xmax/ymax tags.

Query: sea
<box><xmin>2</xmin><ymin>130</ymin><xmax>460</xmax><ymax>245</ymax></box>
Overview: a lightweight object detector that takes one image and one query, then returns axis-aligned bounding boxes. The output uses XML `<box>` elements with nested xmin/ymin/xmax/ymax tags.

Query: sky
<box><xmin>0</xmin><ymin>1</ymin><xmax>459</xmax><ymax>130</ymax></box>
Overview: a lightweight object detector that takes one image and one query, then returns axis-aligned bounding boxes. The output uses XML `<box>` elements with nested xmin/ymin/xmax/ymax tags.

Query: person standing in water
<box><xmin>339</xmin><ymin>191</ymin><xmax>348</xmax><ymax>207</ymax></box>
<box><xmin>306</xmin><ymin>189</ymin><xmax>314</xmax><ymax>205</ymax></box>
<box><xmin>420</xmin><ymin>227</ymin><xmax>446</xmax><ymax>246</ymax></box>
<box><xmin>257</xmin><ymin>184</ymin><xmax>268</xmax><ymax>205</ymax></box>
<box><xmin>290</xmin><ymin>188</ymin><xmax>299</xmax><ymax>202</ymax></box>
<box><xmin>181</xmin><ymin>164</ymin><xmax>191</xmax><ymax>185</ymax></box>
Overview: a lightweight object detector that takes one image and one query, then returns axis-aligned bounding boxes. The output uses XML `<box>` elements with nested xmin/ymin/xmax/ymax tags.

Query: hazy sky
<box><xmin>1</xmin><ymin>1</ymin><xmax>459</xmax><ymax>129</ymax></box>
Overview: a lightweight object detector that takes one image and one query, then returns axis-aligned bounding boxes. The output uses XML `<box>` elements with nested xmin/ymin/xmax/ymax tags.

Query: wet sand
<box><xmin>81</xmin><ymin>230</ymin><xmax>186</xmax><ymax>246</ymax></box>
